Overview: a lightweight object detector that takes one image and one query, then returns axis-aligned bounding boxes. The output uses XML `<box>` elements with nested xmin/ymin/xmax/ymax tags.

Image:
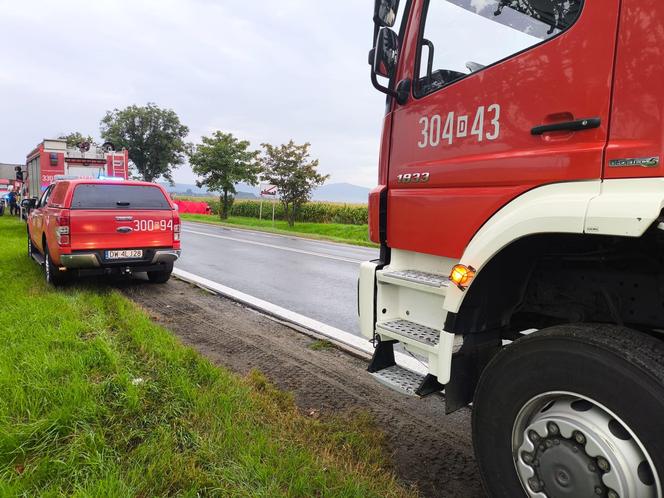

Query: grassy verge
<box><xmin>180</xmin><ymin>213</ymin><xmax>377</xmax><ymax>247</ymax></box>
<box><xmin>0</xmin><ymin>216</ymin><xmax>411</xmax><ymax>497</ymax></box>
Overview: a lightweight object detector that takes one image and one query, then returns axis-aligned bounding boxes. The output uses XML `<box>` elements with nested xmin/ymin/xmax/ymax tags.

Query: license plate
<box><xmin>105</xmin><ymin>250</ymin><xmax>143</xmax><ymax>260</ymax></box>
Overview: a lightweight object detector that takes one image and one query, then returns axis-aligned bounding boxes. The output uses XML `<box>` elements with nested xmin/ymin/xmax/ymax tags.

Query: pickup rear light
<box><xmin>173</xmin><ymin>214</ymin><xmax>181</xmax><ymax>242</ymax></box>
<box><xmin>56</xmin><ymin>211</ymin><xmax>70</xmax><ymax>246</ymax></box>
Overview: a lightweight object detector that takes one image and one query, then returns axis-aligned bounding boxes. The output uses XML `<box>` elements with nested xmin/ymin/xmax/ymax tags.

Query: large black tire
<box><xmin>147</xmin><ymin>264</ymin><xmax>173</xmax><ymax>284</ymax></box>
<box><xmin>472</xmin><ymin>324</ymin><xmax>664</xmax><ymax>498</ymax></box>
<box><xmin>43</xmin><ymin>243</ymin><xmax>65</xmax><ymax>286</ymax></box>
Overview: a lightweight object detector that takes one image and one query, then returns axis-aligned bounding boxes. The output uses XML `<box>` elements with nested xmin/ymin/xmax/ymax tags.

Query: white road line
<box><xmin>182</xmin><ymin>220</ymin><xmax>379</xmax><ymax>254</ymax></box>
<box><xmin>172</xmin><ymin>268</ymin><xmax>427</xmax><ymax>375</ymax></box>
<box><xmin>183</xmin><ymin>228</ymin><xmax>364</xmax><ymax>264</ymax></box>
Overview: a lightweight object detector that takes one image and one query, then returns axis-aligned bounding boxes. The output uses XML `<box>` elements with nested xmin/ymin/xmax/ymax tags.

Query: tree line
<box><xmin>60</xmin><ymin>103</ymin><xmax>329</xmax><ymax>227</ymax></box>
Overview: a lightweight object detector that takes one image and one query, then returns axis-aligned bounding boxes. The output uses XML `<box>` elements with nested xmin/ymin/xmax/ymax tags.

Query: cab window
<box><xmin>414</xmin><ymin>0</ymin><xmax>583</xmax><ymax>98</ymax></box>
<box><xmin>37</xmin><ymin>186</ymin><xmax>53</xmax><ymax>208</ymax></box>
<box><xmin>48</xmin><ymin>182</ymin><xmax>69</xmax><ymax>207</ymax></box>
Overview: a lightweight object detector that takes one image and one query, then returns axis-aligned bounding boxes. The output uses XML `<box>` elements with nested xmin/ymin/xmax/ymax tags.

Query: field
<box><xmin>0</xmin><ymin>216</ymin><xmax>411</xmax><ymax>497</ymax></box>
<box><xmin>174</xmin><ymin>197</ymin><xmax>368</xmax><ymax>225</ymax></box>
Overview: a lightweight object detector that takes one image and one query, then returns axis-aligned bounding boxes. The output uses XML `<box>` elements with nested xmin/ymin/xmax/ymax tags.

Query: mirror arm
<box><xmin>371</xmin><ymin>72</ymin><xmax>409</xmax><ymax>105</ymax></box>
<box><xmin>371</xmin><ymin>71</ymin><xmax>399</xmax><ymax>100</ymax></box>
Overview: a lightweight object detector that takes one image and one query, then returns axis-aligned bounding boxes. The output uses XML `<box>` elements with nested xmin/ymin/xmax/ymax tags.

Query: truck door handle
<box><xmin>531</xmin><ymin>117</ymin><xmax>601</xmax><ymax>136</ymax></box>
<box><xmin>117</xmin><ymin>227</ymin><xmax>133</xmax><ymax>234</ymax></box>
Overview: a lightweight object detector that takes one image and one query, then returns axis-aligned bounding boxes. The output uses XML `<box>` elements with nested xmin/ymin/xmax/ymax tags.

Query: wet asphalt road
<box><xmin>176</xmin><ymin>221</ymin><xmax>378</xmax><ymax>334</ymax></box>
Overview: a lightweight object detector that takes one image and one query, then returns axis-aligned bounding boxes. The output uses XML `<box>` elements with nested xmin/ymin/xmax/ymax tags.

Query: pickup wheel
<box><xmin>43</xmin><ymin>243</ymin><xmax>65</xmax><ymax>286</ymax></box>
<box><xmin>147</xmin><ymin>264</ymin><xmax>173</xmax><ymax>284</ymax></box>
<box><xmin>472</xmin><ymin>324</ymin><xmax>664</xmax><ymax>498</ymax></box>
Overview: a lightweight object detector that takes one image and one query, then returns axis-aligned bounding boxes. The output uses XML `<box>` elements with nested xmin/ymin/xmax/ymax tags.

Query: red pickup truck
<box><xmin>26</xmin><ymin>179</ymin><xmax>181</xmax><ymax>285</ymax></box>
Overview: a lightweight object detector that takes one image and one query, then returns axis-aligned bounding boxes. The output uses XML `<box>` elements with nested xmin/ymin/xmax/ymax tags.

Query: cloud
<box><xmin>0</xmin><ymin>0</ymin><xmax>385</xmax><ymax>187</ymax></box>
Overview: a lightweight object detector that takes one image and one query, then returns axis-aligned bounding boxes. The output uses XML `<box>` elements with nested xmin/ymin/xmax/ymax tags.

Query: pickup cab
<box><xmin>27</xmin><ymin>179</ymin><xmax>181</xmax><ymax>285</ymax></box>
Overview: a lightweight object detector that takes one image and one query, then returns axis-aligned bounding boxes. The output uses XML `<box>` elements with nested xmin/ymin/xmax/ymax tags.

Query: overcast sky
<box><xmin>0</xmin><ymin>1</ymin><xmax>544</xmax><ymax>187</ymax></box>
<box><xmin>0</xmin><ymin>0</ymin><xmax>387</xmax><ymax>187</ymax></box>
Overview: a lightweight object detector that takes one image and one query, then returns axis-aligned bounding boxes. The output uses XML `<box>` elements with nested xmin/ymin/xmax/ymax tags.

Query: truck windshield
<box><xmin>71</xmin><ymin>184</ymin><xmax>171</xmax><ymax>210</ymax></box>
<box><xmin>415</xmin><ymin>0</ymin><xmax>583</xmax><ymax>97</ymax></box>
<box><xmin>445</xmin><ymin>0</ymin><xmax>582</xmax><ymax>39</ymax></box>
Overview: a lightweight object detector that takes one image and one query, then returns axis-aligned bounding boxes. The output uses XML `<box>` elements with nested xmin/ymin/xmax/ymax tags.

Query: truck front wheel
<box><xmin>472</xmin><ymin>324</ymin><xmax>664</xmax><ymax>498</ymax></box>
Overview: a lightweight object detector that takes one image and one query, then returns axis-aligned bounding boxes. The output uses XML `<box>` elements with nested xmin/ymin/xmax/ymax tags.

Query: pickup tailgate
<box><xmin>69</xmin><ymin>183</ymin><xmax>175</xmax><ymax>251</ymax></box>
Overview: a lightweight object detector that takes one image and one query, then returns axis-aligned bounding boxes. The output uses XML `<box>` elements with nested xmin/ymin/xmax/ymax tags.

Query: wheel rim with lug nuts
<box><xmin>512</xmin><ymin>392</ymin><xmax>661</xmax><ymax>498</ymax></box>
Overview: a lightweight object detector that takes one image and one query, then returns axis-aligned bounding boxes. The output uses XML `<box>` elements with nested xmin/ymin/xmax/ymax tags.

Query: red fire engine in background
<box><xmin>24</xmin><ymin>139</ymin><xmax>129</xmax><ymax>199</ymax></box>
<box><xmin>361</xmin><ymin>0</ymin><xmax>664</xmax><ymax>496</ymax></box>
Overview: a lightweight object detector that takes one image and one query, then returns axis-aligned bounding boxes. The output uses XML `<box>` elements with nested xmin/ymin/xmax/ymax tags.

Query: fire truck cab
<box><xmin>24</xmin><ymin>139</ymin><xmax>129</xmax><ymax>200</ymax></box>
<box><xmin>361</xmin><ymin>0</ymin><xmax>664</xmax><ymax>496</ymax></box>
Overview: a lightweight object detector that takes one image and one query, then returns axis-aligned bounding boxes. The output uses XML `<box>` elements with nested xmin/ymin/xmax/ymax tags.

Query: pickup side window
<box><xmin>48</xmin><ymin>182</ymin><xmax>69</xmax><ymax>208</ymax></box>
<box><xmin>70</xmin><ymin>184</ymin><xmax>171</xmax><ymax>210</ymax></box>
<box><xmin>414</xmin><ymin>0</ymin><xmax>583</xmax><ymax>98</ymax></box>
<box><xmin>37</xmin><ymin>185</ymin><xmax>53</xmax><ymax>208</ymax></box>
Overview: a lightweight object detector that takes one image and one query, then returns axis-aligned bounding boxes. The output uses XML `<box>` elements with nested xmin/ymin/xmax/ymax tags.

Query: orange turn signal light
<box><xmin>450</xmin><ymin>264</ymin><xmax>476</xmax><ymax>290</ymax></box>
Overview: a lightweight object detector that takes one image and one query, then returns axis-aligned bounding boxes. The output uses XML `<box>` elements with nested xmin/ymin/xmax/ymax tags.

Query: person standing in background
<box><xmin>15</xmin><ymin>165</ymin><xmax>23</xmax><ymax>182</ymax></box>
<box><xmin>7</xmin><ymin>189</ymin><xmax>18</xmax><ymax>216</ymax></box>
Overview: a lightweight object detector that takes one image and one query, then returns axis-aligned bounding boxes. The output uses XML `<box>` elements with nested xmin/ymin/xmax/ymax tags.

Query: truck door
<box><xmin>387</xmin><ymin>0</ymin><xmax>620</xmax><ymax>258</ymax></box>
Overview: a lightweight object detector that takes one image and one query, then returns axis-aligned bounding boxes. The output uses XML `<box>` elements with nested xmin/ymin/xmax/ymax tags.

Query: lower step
<box><xmin>371</xmin><ymin>365</ymin><xmax>425</xmax><ymax>396</ymax></box>
<box><xmin>31</xmin><ymin>251</ymin><xmax>45</xmax><ymax>266</ymax></box>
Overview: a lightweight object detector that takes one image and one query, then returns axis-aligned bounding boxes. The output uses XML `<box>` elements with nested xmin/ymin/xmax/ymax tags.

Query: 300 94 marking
<box><xmin>133</xmin><ymin>219</ymin><xmax>174</xmax><ymax>232</ymax></box>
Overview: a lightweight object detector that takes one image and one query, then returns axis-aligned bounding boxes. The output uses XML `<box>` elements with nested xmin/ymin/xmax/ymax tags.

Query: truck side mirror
<box><xmin>374</xmin><ymin>0</ymin><xmax>400</xmax><ymax>27</ymax></box>
<box><xmin>373</xmin><ymin>27</ymin><xmax>399</xmax><ymax>79</ymax></box>
<box><xmin>21</xmin><ymin>198</ymin><xmax>36</xmax><ymax>209</ymax></box>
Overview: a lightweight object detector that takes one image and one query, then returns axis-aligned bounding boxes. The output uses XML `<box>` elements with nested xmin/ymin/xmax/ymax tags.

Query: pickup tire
<box><xmin>147</xmin><ymin>264</ymin><xmax>173</xmax><ymax>284</ymax></box>
<box><xmin>472</xmin><ymin>324</ymin><xmax>664</xmax><ymax>498</ymax></box>
<box><xmin>43</xmin><ymin>243</ymin><xmax>66</xmax><ymax>286</ymax></box>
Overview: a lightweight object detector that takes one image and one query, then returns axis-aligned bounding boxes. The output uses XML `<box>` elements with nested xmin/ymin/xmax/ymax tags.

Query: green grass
<box><xmin>0</xmin><ymin>216</ymin><xmax>412</xmax><ymax>497</ymax></box>
<box><xmin>180</xmin><ymin>214</ymin><xmax>377</xmax><ymax>247</ymax></box>
<box><xmin>308</xmin><ymin>340</ymin><xmax>335</xmax><ymax>351</ymax></box>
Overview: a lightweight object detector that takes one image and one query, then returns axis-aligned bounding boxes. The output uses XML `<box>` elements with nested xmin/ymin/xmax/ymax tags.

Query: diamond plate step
<box><xmin>382</xmin><ymin>270</ymin><xmax>449</xmax><ymax>287</ymax></box>
<box><xmin>377</xmin><ymin>319</ymin><xmax>440</xmax><ymax>347</ymax></box>
<box><xmin>378</xmin><ymin>269</ymin><xmax>450</xmax><ymax>296</ymax></box>
<box><xmin>371</xmin><ymin>365</ymin><xmax>425</xmax><ymax>396</ymax></box>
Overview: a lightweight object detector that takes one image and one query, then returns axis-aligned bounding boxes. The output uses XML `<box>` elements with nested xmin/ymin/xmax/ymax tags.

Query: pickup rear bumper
<box><xmin>60</xmin><ymin>249</ymin><xmax>181</xmax><ymax>269</ymax></box>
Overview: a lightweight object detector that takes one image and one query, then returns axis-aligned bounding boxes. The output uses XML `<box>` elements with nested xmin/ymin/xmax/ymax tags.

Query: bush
<box><xmin>201</xmin><ymin>199</ymin><xmax>368</xmax><ymax>225</ymax></box>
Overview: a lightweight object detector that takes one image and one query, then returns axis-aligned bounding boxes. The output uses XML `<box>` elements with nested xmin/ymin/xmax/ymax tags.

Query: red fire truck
<box><xmin>24</xmin><ymin>139</ymin><xmax>129</xmax><ymax>199</ymax></box>
<box><xmin>360</xmin><ymin>1</ymin><xmax>664</xmax><ymax>496</ymax></box>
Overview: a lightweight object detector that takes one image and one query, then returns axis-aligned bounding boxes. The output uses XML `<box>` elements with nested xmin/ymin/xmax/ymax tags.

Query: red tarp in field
<box><xmin>173</xmin><ymin>200</ymin><xmax>212</xmax><ymax>215</ymax></box>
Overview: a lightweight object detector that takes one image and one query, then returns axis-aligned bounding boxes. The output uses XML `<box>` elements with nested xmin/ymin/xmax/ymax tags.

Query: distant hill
<box><xmin>164</xmin><ymin>183</ymin><xmax>257</xmax><ymax>199</ymax></box>
<box><xmin>165</xmin><ymin>182</ymin><xmax>370</xmax><ymax>204</ymax></box>
<box><xmin>234</xmin><ymin>182</ymin><xmax>370</xmax><ymax>204</ymax></box>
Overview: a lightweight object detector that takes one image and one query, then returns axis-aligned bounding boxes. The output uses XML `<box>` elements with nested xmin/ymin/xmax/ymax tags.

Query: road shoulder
<box><xmin>122</xmin><ymin>279</ymin><xmax>484</xmax><ymax>498</ymax></box>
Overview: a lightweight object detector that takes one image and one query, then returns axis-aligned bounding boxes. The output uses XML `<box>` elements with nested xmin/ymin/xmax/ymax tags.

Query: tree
<box><xmin>189</xmin><ymin>132</ymin><xmax>261</xmax><ymax>219</ymax></box>
<box><xmin>58</xmin><ymin>132</ymin><xmax>96</xmax><ymax>148</ymax></box>
<box><xmin>99</xmin><ymin>103</ymin><xmax>189</xmax><ymax>183</ymax></box>
<box><xmin>261</xmin><ymin>140</ymin><xmax>329</xmax><ymax>227</ymax></box>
